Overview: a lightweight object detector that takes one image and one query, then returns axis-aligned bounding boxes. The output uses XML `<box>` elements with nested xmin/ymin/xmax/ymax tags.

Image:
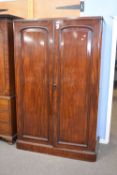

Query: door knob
<box><xmin>53</xmin><ymin>83</ymin><xmax>57</xmax><ymax>90</ymax></box>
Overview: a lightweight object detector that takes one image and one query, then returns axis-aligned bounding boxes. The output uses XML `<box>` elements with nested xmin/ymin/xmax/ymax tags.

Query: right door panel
<box><xmin>54</xmin><ymin>19</ymin><xmax>102</xmax><ymax>150</ymax></box>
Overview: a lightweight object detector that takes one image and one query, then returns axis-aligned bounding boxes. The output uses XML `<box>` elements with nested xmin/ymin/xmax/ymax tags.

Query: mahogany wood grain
<box><xmin>0</xmin><ymin>16</ymin><xmax>17</xmax><ymax>96</ymax></box>
<box><xmin>0</xmin><ymin>15</ymin><xmax>20</xmax><ymax>143</ymax></box>
<box><xmin>14</xmin><ymin>21</ymin><xmax>54</xmax><ymax>145</ymax></box>
<box><xmin>17</xmin><ymin>140</ymin><xmax>97</xmax><ymax>162</ymax></box>
<box><xmin>0</xmin><ymin>96</ymin><xmax>16</xmax><ymax>143</ymax></box>
<box><xmin>14</xmin><ymin>17</ymin><xmax>103</xmax><ymax>161</ymax></box>
<box><xmin>54</xmin><ymin>21</ymin><xmax>93</xmax><ymax>149</ymax></box>
<box><xmin>53</xmin><ymin>18</ymin><xmax>103</xmax><ymax>151</ymax></box>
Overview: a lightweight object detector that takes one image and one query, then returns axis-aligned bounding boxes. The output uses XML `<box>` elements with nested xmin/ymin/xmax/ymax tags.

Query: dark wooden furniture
<box><xmin>0</xmin><ymin>15</ymin><xmax>19</xmax><ymax>143</ymax></box>
<box><xmin>14</xmin><ymin>17</ymin><xmax>103</xmax><ymax>161</ymax></box>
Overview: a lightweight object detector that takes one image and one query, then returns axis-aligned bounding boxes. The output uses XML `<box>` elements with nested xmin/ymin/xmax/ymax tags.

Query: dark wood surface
<box><xmin>14</xmin><ymin>21</ymin><xmax>54</xmax><ymax>145</ymax></box>
<box><xmin>0</xmin><ymin>15</ymin><xmax>19</xmax><ymax>143</ymax></box>
<box><xmin>14</xmin><ymin>17</ymin><xmax>103</xmax><ymax>161</ymax></box>
<box><xmin>0</xmin><ymin>17</ymin><xmax>15</xmax><ymax>96</ymax></box>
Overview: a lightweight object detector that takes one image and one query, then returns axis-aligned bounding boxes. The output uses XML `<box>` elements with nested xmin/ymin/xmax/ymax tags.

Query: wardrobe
<box><xmin>0</xmin><ymin>15</ymin><xmax>19</xmax><ymax>143</ymax></box>
<box><xmin>14</xmin><ymin>17</ymin><xmax>103</xmax><ymax>161</ymax></box>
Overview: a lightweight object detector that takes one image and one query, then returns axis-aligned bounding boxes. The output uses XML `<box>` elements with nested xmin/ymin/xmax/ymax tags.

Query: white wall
<box><xmin>84</xmin><ymin>0</ymin><xmax>117</xmax><ymax>141</ymax></box>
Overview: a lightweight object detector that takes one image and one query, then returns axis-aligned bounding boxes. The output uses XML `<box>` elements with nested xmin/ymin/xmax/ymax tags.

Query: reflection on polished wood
<box><xmin>14</xmin><ymin>17</ymin><xmax>103</xmax><ymax>161</ymax></box>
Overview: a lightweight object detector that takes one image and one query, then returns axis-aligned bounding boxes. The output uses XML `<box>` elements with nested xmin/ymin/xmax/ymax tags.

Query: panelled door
<box><xmin>14</xmin><ymin>20</ymin><xmax>54</xmax><ymax>145</ymax></box>
<box><xmin>53</xmin><ymin>19</ymin><xmax>102</xmax><ymax>151</ymax></box>
<box><xmin>14</xmin><ymin>18</ymin><xmax>102</xmax><ymax>151</ymax></box>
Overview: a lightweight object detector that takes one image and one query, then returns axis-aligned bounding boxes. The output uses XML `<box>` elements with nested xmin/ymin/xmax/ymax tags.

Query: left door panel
<box><xmin>14</xmin><ymin>21</ymin><xmax>54</xmax><ymax>145</ymax></box>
